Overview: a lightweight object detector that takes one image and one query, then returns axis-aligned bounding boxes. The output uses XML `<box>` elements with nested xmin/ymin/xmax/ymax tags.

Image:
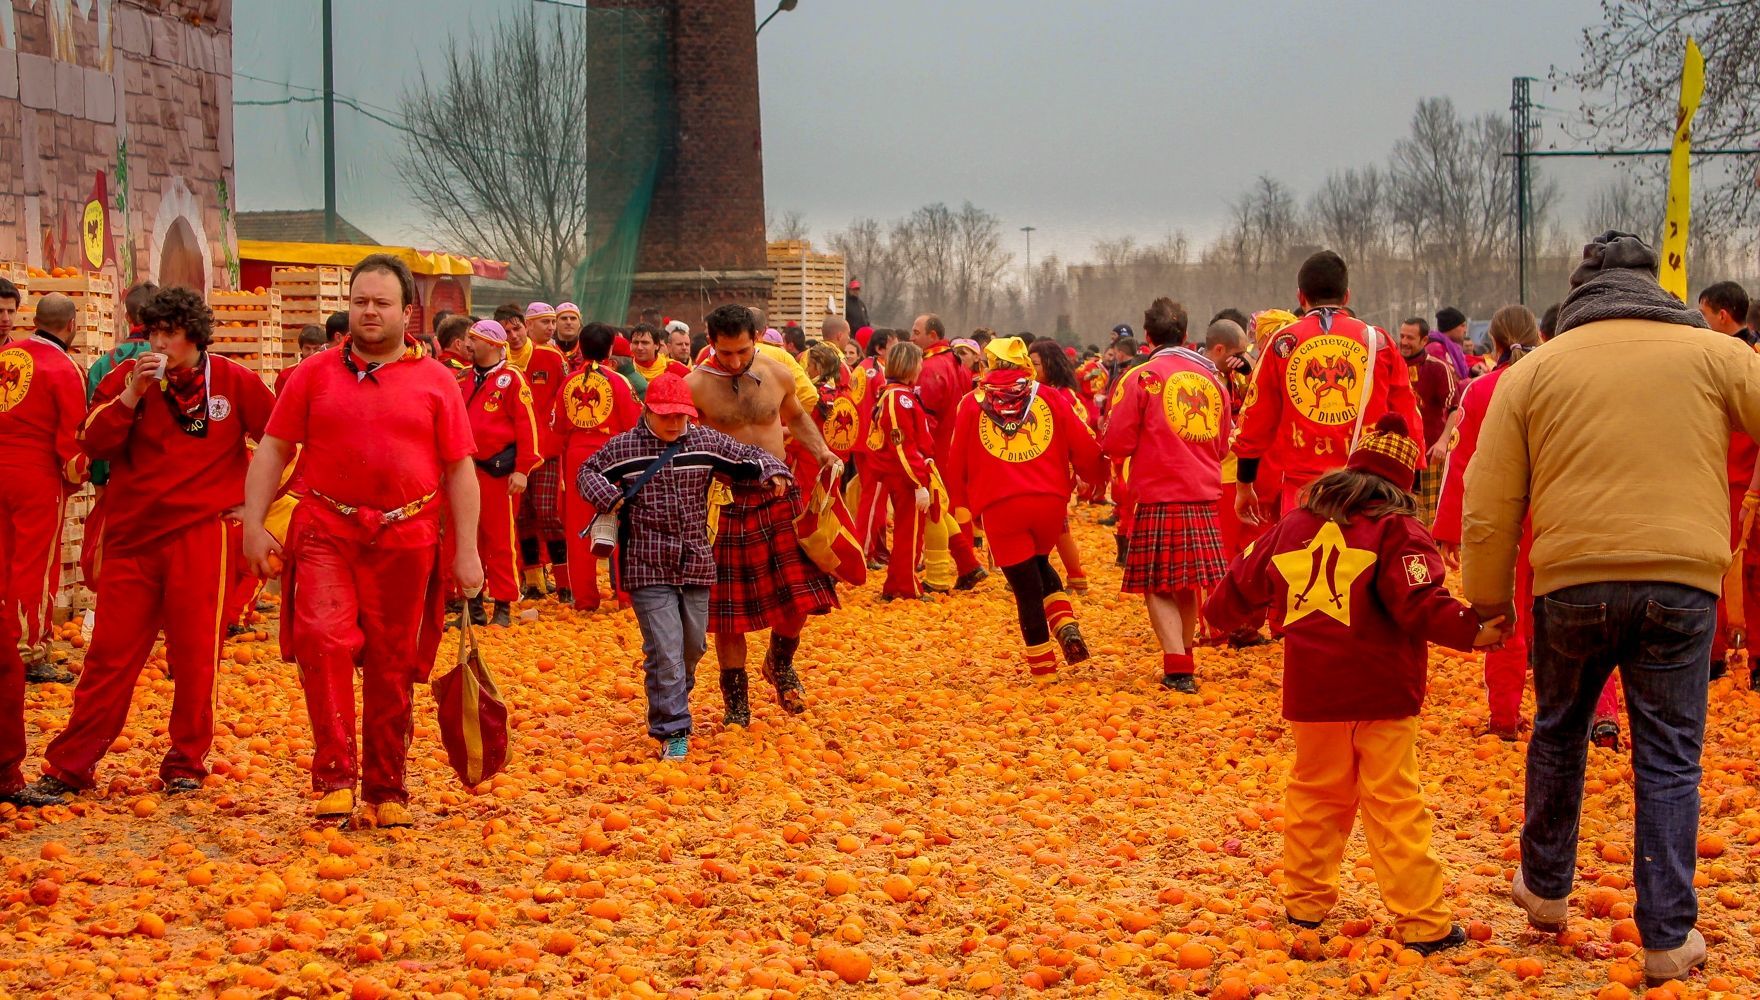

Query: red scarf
<box><xmin>976</xmin><ymin>370</ymin><xmax>1036</xmax><ymax>434</ymax></box>
<box><xmin>163</xmin><ymin>354</ymin><xmax>209</xmax><ymax>437</ymax></box>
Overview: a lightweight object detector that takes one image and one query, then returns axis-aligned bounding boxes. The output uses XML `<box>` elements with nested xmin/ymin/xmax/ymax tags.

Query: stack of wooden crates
<box><xmin>272</xmin><ymin>266</ymin><xmax>350</xmax><ymax>358</ymax></box>
<box><xmin>210</xmin><ymin>289</ymin><xmax>285</xmax><ymax>386</ymax></box>
<box><xmin>766</xmin><ymin>241</ymin><xmax>846</xmax><ymax>330</ymax></box>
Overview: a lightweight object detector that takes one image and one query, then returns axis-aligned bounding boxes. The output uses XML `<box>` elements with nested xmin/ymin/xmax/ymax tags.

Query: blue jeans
<box><xmin>630</xmin><ymin>585</ymin><xmax>709</xmax><ymax>739</ymax></box>
<box><xmin>1524</xmin><ymin>581</ymin><xmax>1716</xmax><ymax>950</ymax></box>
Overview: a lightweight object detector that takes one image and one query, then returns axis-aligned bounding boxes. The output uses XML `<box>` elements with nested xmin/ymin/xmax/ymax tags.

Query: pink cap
<box><xmin>763</xmin><ymin>328</ymin><xmax>784</xmax><ymax>345</ymax></box>
<box><xmin>469</xmin><ymin>319</ymin><xmax>508</xmax><ymax>345</ymax></box>
<box><xmin>950</xmin><ymin>338</ymin><xmax>980</xmax><ymax>353</ymax></box>
<box><xmin>555</xmin><ymin>302</ymin><xmax>580</xmax><ymax>318</ymax></box>
<box><xmin>525</xmin><ymin>302</ymin><xmax>556</xmax><ymax>320</ymax></box>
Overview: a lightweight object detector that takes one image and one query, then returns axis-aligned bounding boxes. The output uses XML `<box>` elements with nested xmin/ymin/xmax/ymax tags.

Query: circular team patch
<box><xmin>1284</xmin><ymin>333</ymin><xmax>1367</xmax><ymax>426</ymax></box>
<box><xmin>496</xmin><ymin>372</ymin><xmax>513</xmax><ymax>389</ymax></box>
<box><xmin>563</xmin><ymin>369</ymin><xmax>615</xmax><ymax>428</ymax></box>
<box><xmin>822</xmin><ymin>395</ymin><xmax>861</xmax><ymax>453</ymax></box>
<box><xmin>978</xmin><ymin>395</ymin><xmax>1054</xmax><ymax>463</ymax></box>
<box><xmin>1162</xmin><ymin>370</ymin><xmax>1224</xmax><ymax>443</ymax></box>
<box><xmin>207</xmin><ymin>395</ymin><xmax>232</xmax><ymax>422</ymax></box>
<box><xmin>0</xmin><ymin>347</ymin><xmax>34</xmax><ymax>413</ymax></box>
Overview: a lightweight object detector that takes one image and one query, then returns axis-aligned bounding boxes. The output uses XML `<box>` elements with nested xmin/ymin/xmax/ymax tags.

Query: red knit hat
<box><xmin>1347</xmin><ymin>413</ymin><xmax>1421</xmax><ymax>486</ymax></box>
<box><xmin>612</xmin><ymin>333</ymin><xmax>632</xmax><ymax>358</ymax></box>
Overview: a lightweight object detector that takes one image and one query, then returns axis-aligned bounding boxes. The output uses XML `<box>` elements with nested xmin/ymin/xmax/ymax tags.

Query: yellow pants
<box><xmin>921</xmin><ymin>469</ymin><xmax>961</xmax><ymax>591</ymax></box>
<box><xmin>1283</xmin><ymin>717</ymin><xmax>1453</xmax><ymax>943</ymax></box>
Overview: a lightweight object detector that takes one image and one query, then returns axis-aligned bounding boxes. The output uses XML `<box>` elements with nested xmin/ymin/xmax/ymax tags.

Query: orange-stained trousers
<box><xmin>0</xmin><ymin>476</ymin><xmax>67</xmax><ymax>793</ymax></box>
<box><xmin>290</xmin><ymin>518</ymin><xmax>435</xmax><ymax>805</ymax></box>
<box><xmin>43</xmin><ymin>517</ymin><xmax>230</xmax><ymax>790</ymax></box>
<box><xmin>475</xmin><ymin>468</ymin><xmax>522</xmax><ymax>604</ymax></box>
<box><xmin>877</xmin><ymin>474</ymin><xmax>925</xmax><ymax>598</ymax></box>
<box><xmin>1283</xmin><ymin>717</ymin><xmax>1454</xmax><ymax>944</ymax></box>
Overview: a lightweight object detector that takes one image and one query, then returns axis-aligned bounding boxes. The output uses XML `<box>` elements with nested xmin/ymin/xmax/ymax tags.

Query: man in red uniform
<box><xmin>1399</xmin><ymin>318</ymin><xmax>1458</xmax><ymax>526</ymax></box>
<box><xmin>510</xmin><ymin>302</ymin><xmax>571</xmax><ymax>600</ymax></box>
<box><xmin>31</xmin><ymin>288</ymin><xmax>273</xmax><ymax>802</ymax></box>
<box><xmin>1103</xmin><ymin>298</ymin><xmax>1234</xmax><ymax>692</ymax></box>
<box><xmin>910</xmin><ymin>313</ymin><xmax>986</xmax><ymax>591</ymax></box>
<box><xmin>1234</xmin><ymin>251</ymin><xmax>1421</xmax><ymax>522</ymax></box>
<box><xmin>243</xmin><ymin>254</ymin><xmax>483</xmax><ymax>826</ymax></box>
<box><xmin>1700</xmin><ymin>281</ymin><xmax>1759</xmax><ymax>680</ymax></box>
<box><xmin>458</xmin><ymin>319</ymin><xmax>544</xmax><ymax>625</ymax></box>
<box><xmin>556</xmin><ymin>322</ymin><xmax>641</xmax><ymax>611</ymax></box>
<box><xmin>0</xmin><ymin>290</ymin><xmax>90</xmax><ymax>805</ymax></box>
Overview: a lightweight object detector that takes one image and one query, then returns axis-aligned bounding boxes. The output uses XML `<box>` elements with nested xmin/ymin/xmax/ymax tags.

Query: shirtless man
<box><xmin>687</xmin><ymin>304</ymin><xmax>843</xmax><ymax>725</ymax></box>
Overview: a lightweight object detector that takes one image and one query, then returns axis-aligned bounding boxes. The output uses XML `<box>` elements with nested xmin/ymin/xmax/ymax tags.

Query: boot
<box><xmin>556</xmin><ymin>587</ymin><xmax>573</xmax><ymax>606</ymax></box>
<box><xmin>761</xmin><ymin>639</ymin><xmax>808</xmax><ymax>715</ymax></box>
<box><xmin>25</xmin><ymin>660</ymin><xmax>75</xmax><ymax>685</ymax></box>
<box><xmin>491</xmin><ymin>601</ymin><xmax>513</xmax><ymax>627</ymax></box>
<box><xmin>954</xmin><ymin>567</ymin><xmax>989</xmax><ymax>591</ymax></box>
<box><xmin>468</xmin><ymin>596</ymin><xmax>488</xmax><ymax>627</ymax></box>
<box><xmin>1113</xmin><ymin>535</ymin><xmax>1129</xmax><ymax>568</ymax></box>
<box><xmin>1055</xmin><ymin>622</ymin><xmax>1091</xmax><ymax>665</ymax></box>
<box><xmin>1161</xmin><ymin>672</ymin><xmax>1198</xmax><ymax>694</ymax></box>
<box><xmin>446</xmin><ymin>599</ymin><xmax>464</xmax><ymax>628</ymax></box>
<box><xmin>720</xmin><ymin>669</ymin><xmax>751</xmax><ymax>727</ymax></box>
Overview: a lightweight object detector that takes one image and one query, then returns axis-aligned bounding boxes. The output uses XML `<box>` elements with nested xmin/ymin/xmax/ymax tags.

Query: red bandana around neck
<box><xmin>163</xmin><ymin>353</ymin><xmax>210</xmax><ymax>437</ymax></box>
<box><xmin>976</xmin><ymin>371</ymin><xmax>1036</xmax><ymax>434</ymax></box>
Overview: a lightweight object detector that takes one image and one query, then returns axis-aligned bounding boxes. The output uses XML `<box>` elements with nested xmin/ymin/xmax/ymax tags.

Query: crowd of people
<box><xmin>2</xmin><ymin>234</ymin><xmax>1758</xmax><ymax>984</ymax></box>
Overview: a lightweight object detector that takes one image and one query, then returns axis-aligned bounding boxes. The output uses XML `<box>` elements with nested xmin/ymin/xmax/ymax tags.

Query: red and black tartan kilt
<box><xmin>1122</xmin><ymin>501</ymin><xmax>1227</xmax><ymax>594</ymax></box>
<box><xmin>710</xmin><ymin>482</ymin><xmax>839</xmax><ymax>634</ymax></box>
<box><xmin>517</xmin><ymin>459</ymin><xmax>566</xmax><ymax>536</ymax></box>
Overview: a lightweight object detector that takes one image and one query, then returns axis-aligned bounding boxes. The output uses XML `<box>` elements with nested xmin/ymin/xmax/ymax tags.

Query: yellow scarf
<box><xmin>506</xmin><ymin>337</ymin><xmax>534</xmax><ymax>371</ymax></box>
<box><xmin>634</xmin><ymin>356</ymin><xmax>670</xmax><ymax>382</ymax></box>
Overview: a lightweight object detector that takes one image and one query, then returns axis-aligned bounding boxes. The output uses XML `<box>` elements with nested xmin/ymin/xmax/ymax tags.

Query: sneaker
<box><xmin>1404</xmin><ymin>924</ymin><xmax>1467</xmax><ymax>956</ymax></box>
<box><xmin>24</xmin><ymin>661</ymin><xmax>75</xmax><ymax>685</ymax></box>
<box><xmin>491</xmin><ymin>602</ymin><xmax>513</xmax><ymax>628</ymax></box>
<box><xmin>1286</xmin><ymin>912</ymin><xmax>1323</xmax><ymax>930</ymax></box>
<box><xmin>761</xmin><ymin>651</ymin><xmax>808</xmax><ymax>715</ymax></box>
<box><xmin>315</xmin><ymin>788</ymin><xmax>355</xmax><ymax>819</ymax></box>
<box><xmin>1591</xmin><ymin>719</ymin><xmax>1621</xmax><ymax>751</ymax></box>
<box><xmin>1511</xmin><ymin>866</ymin><xmax>1568</xmax><ymax>932</ymax></box>
<box><xmin>1161</xmin><ymin>673</ymin><xmax>1198</xmax><ymax>694</ymax></box>
<box><xmin>372</xmin><ymin>801</ymin><xmax>414</xmax><ymax>828</ymax></box>
<box><xmin>1055</xmin><ymin>623</ymin><xmax>1091</xmax><ymax>665</ymax></box>
<box><xmin>165</xmin><ymin>777</ymin><xmax>203</xmax><ymax>795</ymax></box>
<box><xmin>2</xmin><ymin>781</ymin><xmax>69</xmax><ymax>808</ymax></box>
<box><xmin>720</xmin><ymin>669</ymin><xmax>751</xmax><ymax>727</ymax></box>
<box><xmin>659</xmin><ymin>736</ymin><xmax>690</xmax><ymax>761</ymax></box>
<box><xmin>1644</xmin><ymin>928</ymin><xmax>1707</xmax><ymax>986</ymax></box>
<box><xmin>954</xmin><ymin>567</ymin><xmax>989</xmax><ymax>591</ymax></box>
<box><xmin>226</xmin><ymin>621</ymin><xmax>248</xmax><ymax>637</ymax></box>
<box><xmin>1490</xmin><ymin>722</ymin><xmax>1521</xmax><ymax>742</ymax></box>
<box><xmin>1228</xmin><ymin>630</ymin><xmax>1273</xmax><ymax>649</ymax></box>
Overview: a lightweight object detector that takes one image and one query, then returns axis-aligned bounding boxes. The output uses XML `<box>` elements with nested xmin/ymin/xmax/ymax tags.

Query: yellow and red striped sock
<box><xmin>1043</xmin><ymin>594</ymin><xmax>1075</xmax><ymax>633</ymax></box>
<box><xmin>1027</xmin><ymin>641</ymin><xmax>1058</xmax><ymax>679</ymax></box>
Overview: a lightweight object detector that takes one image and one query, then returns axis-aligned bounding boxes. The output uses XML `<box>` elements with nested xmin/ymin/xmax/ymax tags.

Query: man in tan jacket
<box><xmin>1462</xmin><ymin>231</ymin><xmax>1760</xmax><ymax>987</ymax></box>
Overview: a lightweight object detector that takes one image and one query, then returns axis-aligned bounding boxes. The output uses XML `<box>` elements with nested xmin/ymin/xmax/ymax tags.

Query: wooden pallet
<box><xmin>767</xmin><ymin>241</ymin><xmax>846</xmax><ymax>330</ymax></box>
<box><xmin>212</xmin><ymin>289</ymin><xmax>284</xmax><ymax>326</ymax></box>
<box><xmin>272</xmin><ymin>265</ymin><xmax>350</xmax><ymax>301</ymax></box>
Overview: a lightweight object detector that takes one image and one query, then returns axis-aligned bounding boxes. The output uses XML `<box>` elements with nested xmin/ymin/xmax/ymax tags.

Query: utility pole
<box><xmin>1510</xmin><ymin>76</ymin><xmax>1535</xmax><ymax>306</ymax></box>
<box><xmin>1020</xmin><ymin>225</ymin><xmax>1036</xmax><ymax>303</ymax></box>
<box><xmin>322</xmin><ymin>0</ymin><xmax>337</xmax><ymax>243</ymax></box>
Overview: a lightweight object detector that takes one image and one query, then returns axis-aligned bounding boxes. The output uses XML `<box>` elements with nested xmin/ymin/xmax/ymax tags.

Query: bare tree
<box><xmin>399</xmin><ymin>9</ymin><xmax>601</xmax><ymax>299</ymax></box>
<box><xmin>951</xmin><ymin>202</ymin><xmax>1011</xmax><ymax>334</ymax></box>
<box><xmin>767</xmin><ymin>209</ymin><xmax>810</xmax><ymax>243</ymax></box>
<box><xmin>1560</xmin><ymin>0</ymin><xmax>1760</xmax><ymax>226</ymax></box>
<box><xmin>1309</xmin><ymin>166</ymin><xmax>1388</xmax><ymax>266</ymax></box>
<box><xmin>895</xmin><ymin>203</ymin><xmax>959</xmax><ymax>319</ymax></box>
<box><xmin>825</xmin><ymin>216</ymin><xmax>909</xmax><ymax>327</ymax></box>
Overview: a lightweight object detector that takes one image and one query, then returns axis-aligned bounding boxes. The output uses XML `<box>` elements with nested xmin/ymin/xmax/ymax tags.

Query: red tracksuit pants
<box><xmin>44</xmin><ymin>517</ymin><xmax>229</xmax><ymax>790</ymax></box>
<box><xmin>854</xmin><ymin>456</ymin><xmax>891</xmax><ymax>557</ymax></box>
<box><xmin>0</xmin><ymin>476</ymin><xmax>67</xmax><ymax>794</ymax></box>
<box><xmin>878</xmin><ymin>474</ymin><xmax>926</xmax><ymax>598</ymax></box>
<box><xmin>561</xmin><ymin>450</ymin><xmax>628</xmax><ymax>608</ymax></box>
<box><xmin>475</xmin><ymin>468</ymin><xmax>522</xmax><ymax>604</ymax></box>
<box><xmin>292</xmin><ymin>529</ymin><xmax>435</xmax><ymax>805</ymax></box>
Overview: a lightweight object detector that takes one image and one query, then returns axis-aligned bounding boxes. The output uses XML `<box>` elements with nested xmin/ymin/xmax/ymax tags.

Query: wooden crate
<box><xmin>211</xmin><ymin>290</ymin><xmax>286</xmax><ymax>381</ymax></box>
<box><xmin>272</xmin><ymin>265</ymin><xmax>350</xmax><ymax>301</ymax></box>
<box><xmin>767</xmin><ymin>240</ymin><xmax>846</xmax><ymax>330</ymax></box>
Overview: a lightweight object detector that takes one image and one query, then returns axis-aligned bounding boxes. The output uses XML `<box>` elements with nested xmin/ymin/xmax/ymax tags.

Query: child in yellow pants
<box><xmin>1204</xmin><ymin>413</ymin><xmax>1504</xmax><ymax>952</ymax></box>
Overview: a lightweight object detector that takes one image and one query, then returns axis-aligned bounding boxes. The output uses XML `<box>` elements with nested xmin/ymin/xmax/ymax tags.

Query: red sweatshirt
<box><xmin>947</xmin><ymin>374</ymin><xmax>1105</xmax><ymax>518</ymax></box>
<box><xmin>1204</xmin><ymin>507</ymin><xmax>1480</xmax><ymax>722</ymax></box>
<box><xmin>552</xmin><ymin>361</ymin><xmax>641</xmax><ymax>468</ymax></box>
<box><xmin>851</xmin><ymin>359</ymin><xmax>886</xmax><ymax>455</ymax></box>
<box><xmin>1234</xmin><ymin>309</ymin><xmax>1422</xmax><ymax>487</ymax></box>
<box><xmin>813</xmin><ymin>365</ymin><xmax>863</xmax><ymax>462</ymax></box>
<box><xmin>86</xmin><ymin>354</ymin><xmax>275</xmax><ymax>557</ymax></box>
<box><xmin>458</xmin><ymin>362</ymin><xmax>543</xmax><ymax>476</ymax></box>
<box><xmin>1101</xmin><ymin>346</ymin><xmax>1232</xmax><ymax>503</ymax></box>
<box><xmin>865</xmin><ymin>383</ymin><xmax>933</xmax><ymax>486</ymax></box>
<box><xmin>0</xmin><ymin>332</ymin><xmax>89</xmax><ymax>487</ymax></box>
<box><xmin>1431</xmin><ymin>363</ymin><xmax>1513</xmax><ymax>546</ymax></box>
<box><xmin>915</xmin><ymin>341</ymin><xmax>973</xmax><ymax>461</ymax></box>
<box><xmin>518</xmin><ymin>343</ymin><xmax>569</xmax><ymax>458</ymax></box>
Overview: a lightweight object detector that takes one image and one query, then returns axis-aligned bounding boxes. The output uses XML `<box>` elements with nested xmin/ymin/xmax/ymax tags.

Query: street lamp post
<box><xmin>757</xmin><ymin>0</ymin><xmax>798</xmax><ymax>35</ymax></box>
<box><xmin>1020</xmin><ymin>225</ymin><xmax>1036</xmax><ymax>306</ymax></box>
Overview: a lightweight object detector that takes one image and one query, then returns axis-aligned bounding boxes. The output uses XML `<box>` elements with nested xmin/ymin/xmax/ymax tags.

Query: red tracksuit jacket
<box><xmin>915</xmin><ymin>341</ymin><xmax>973</xmax><ymax>463</ymax></box>
<box><xmin>1234</xmin><ymin>309</ymin><xmax>1422</xmax><ymax>485</ymax></box>
<box><xmin>86</xmin><ymin>355</ymin><xmax>276</xmax><ymax>557</ymax></box>
<box><xmin>947</xmin><ymin>376</ymin><xmax>1106</xmax><ymax>519</ymax></box>
<box><xmin>1101</xmin><ymin>346</ymin><xmax>1232</xmax><ymax>504</ymax></box>
<box><xmin>457</xmin><ymin>362</ymin><xmax>543</xmax><ymax>476</ymax></box>
<box><xmin>517</xmin><ymin>343</ymin><xmax>569</xmax><ymax>459</ymax></box>
<box><xmin>0</xmin><ymin>333</ymin><xmax>89</xmax><ymax>488</ymax></box>
<box><xmin>866</xmin><ymin>383</ymin><xmax>933</xmax><ymax>486</ymax></box>
<box><xmin>1204</xmin><ymin>506</ymin><xmax>1480</xmax><ymax>722</ymax></box>
<box><xmin>813</xmin><ymin>366</ymin><xmax>863</xmax><ymax>463</ymax></box>
<box><xmin>552</xmin><ymin>361</ymin><xmax>641</xmax><ymax>468</ymax></box>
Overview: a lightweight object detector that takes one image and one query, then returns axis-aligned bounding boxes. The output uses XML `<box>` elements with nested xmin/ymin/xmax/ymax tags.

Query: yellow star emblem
<box><xmin>1271</xmin><ymin>521</ymin><xmax>1378</xmax><ymax>626</ymax></box>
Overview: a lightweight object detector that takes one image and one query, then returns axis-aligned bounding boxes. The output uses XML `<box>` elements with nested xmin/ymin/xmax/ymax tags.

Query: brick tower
<box><xmin>590</xmin><ymin>0</ymin><xmax>773</xmax><ymax>332</ymax></box>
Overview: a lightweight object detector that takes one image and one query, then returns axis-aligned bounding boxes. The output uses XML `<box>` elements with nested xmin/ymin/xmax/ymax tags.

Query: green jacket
<box><xmin>84</xmin><ymin>336</ymin><xmax>151</xmax><ymax>485</ymax></box>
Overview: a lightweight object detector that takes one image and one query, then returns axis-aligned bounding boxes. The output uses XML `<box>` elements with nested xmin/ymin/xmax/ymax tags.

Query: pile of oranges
<box><xmin>4</xmin><ymin>511</ymin><xmax>1759</xmax><ymax>997</ymax></box>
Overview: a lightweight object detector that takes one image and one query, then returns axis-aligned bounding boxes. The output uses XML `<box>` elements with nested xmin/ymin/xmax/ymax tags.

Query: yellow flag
<box><xmin>1659</xmin><ymin>37</ymin><xmax>1704</xmax><ymax>302</ymax></box>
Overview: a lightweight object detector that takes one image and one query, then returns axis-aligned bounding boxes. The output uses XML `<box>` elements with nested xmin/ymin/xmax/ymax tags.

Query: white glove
<box><xmin>914</xmin><ymin>487</ymin><xmax>931</xmax><ymax>513</ymax></box>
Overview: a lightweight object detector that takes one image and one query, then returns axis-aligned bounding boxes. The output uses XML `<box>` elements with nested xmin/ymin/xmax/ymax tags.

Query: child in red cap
<box><xmin>1204</xmin><ymin>412</ymin><xmax>1504</xmax><ymax>954</ymax></box>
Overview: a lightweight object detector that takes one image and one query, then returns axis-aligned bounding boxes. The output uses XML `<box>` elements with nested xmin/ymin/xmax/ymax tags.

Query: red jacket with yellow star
<box><xmin>457</xmin><ymin>362</ymin><xmax>543</xmax><ymax>477</ymax></box>
<box><xmin>1203</xmin><ymin>507</ymin><xmax>1479</xmax><ymax>722</ymax></box>
<box><xmin>1233</xmin><ymin>308</ymin><xmax>1423</xmax><ymax>488</ymax></box>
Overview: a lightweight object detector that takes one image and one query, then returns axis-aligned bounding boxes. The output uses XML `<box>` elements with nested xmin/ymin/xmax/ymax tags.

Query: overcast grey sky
<box><xmin>753</xmin><ymin>0</ymin><xmax>1607</xmax><ymax>263</ymax></box>
<box><xmin>235</xmin><ymin>1</ymin><xmax>1622</xmax><ymax>264</ymax></box>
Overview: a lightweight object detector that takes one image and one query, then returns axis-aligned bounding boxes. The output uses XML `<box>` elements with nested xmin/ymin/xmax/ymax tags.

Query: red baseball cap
<box><xmin>645</xmin><ymin>372</ymin><xmax>698</xmax><ymax>417</ymax></box>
